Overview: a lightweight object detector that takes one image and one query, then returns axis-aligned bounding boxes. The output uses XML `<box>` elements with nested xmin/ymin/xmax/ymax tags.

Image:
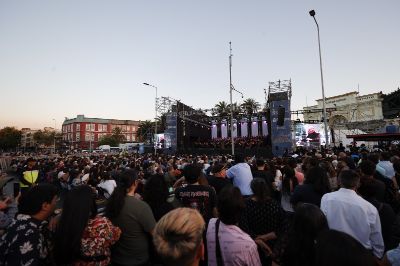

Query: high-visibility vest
<box><xmin>20</xmin><ymin>170</ymin><xmax>39</xmax><ymax>188</ymax></box>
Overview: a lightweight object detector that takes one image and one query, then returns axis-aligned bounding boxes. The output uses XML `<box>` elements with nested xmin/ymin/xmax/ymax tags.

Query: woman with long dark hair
<box><xmin>240</xmin><ymin>178</ymin><xmax>286</xmax><ymax>265</ymax></box>
<box><xmin>105</xmin><ymin>169</ymin><xmax>156</xmax><ymax>266</ymax></box>
<box><xmin>291</xmin><ymin>166</ymin><xmax>331</xmax><ymax>207</ymax></box>
<box><xmin>143</xmin><ymin>174</ymin><xmax>176</xmax><ymax>221</ymax></box>
<box><xmin>53</xmin><ymin>185</ymin><xmax>121</xmax><ymax>265</ymax></box>
<box><xmin>280</xmin><ymin>166</ymin><xmax>298</xmax><ymax>213</ymax></box>
<box><xmin>273</xmin><ymin>203</ymin><xmax>329</xmax><ymax>266</ymax></box>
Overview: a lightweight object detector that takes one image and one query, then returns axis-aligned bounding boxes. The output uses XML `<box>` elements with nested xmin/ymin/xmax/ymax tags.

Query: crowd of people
<box><xmin>0</xmin><ymin>143</ymin><xmax>400</xmax><ymax>265</ymax></box>
<box><xmin>194</xmin><ymin>136</ymin><xmax>268</xmax><ymax>149</ymax></box>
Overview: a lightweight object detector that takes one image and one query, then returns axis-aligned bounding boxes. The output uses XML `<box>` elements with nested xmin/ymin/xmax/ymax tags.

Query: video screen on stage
<box><xmin>294</xmin><ymin>123</ymin><xmax>329</xmax><ymax>148</ymax></box>
<box><xmin>154</xmin><ymin>133</ymin><xmax>165</xmax><ymax>149</ymax></box>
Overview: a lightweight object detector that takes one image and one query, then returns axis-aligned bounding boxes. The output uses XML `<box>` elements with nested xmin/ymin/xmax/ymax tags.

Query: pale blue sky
<box><xmin>1</xmin><ymin>0</ymin><xmax>399</xmax><ymax>129</ymax></box>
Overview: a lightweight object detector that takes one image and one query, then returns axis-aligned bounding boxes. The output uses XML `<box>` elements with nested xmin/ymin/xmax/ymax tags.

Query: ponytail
<box><xmin>105</xmin><ymin>169</ymin><xmax>138</xmax><ymax>218</ymax></box>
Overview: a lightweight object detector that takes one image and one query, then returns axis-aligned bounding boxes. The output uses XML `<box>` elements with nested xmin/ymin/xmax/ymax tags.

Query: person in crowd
<box><xmin>53</xmin><ymin>185</ymin><xmax>121</xmax><ymax>265</ymax></box>
<box><xmin>321</xmin><ymin>170</ymin><xmax>384</xmax><ymax>259</ymax></box>
<box><xmin>207</xmin><ymin>185</ymin><xmax>262</xmax><ymax>266</ymax></box>
<box><xmin>207</xmin><ymin>163</ymin><xmax>231</xmax><ymax>195</ymax></box>
<box><xmin>153</xmin><ymin>208</ymin><xmax>205</xmax><ymax>266</ymax></box>
<box><xmin>175</xmin><ymin>164</ymin><xmax>217</xmax><ymax>223</ymax></box>
<box><xmin>359</xmin><ymin>160</ymin><xmax>386</xmax><ymax>202</ymax></box>
<box><xmin>226</xmin><ymin>154</ymin><xmax>253</xmax><ymax>197</ymax></box>
<box><xmin>338</xmin><ymin>152</ymin><xmax>356</xmax><ymax>170</ymax></box>
<box><xmin>272</xmin><ymin>203</ymin><xmax>329</xmax><ymax>266</ymax></box>
<box><xmin>0</xmin><ymin>176</ymin><xmax>18</xmax><ymax>231</ymax></box>
<box><xmin>378</xmin><ymin>152</ymin><xmax>396</xmax><ymax>180</ymax></box>
<box><xmin>18</xmin><ymin>158</ymin><xmax>40</xmax><ymax>195</ymax></box>
<box><xmin>358</xmin><ymin>177</ymin><xmax>398</xmax><ymax>251</ymax></box>
<box><xmin>291</xmin><ymin>166</ymin><xmax>331</xmax><ymax>207</ymax></box>
<box><xmin>287</xmin><ymin>158</ymin><xmax>304</xmax><ymax>185</ymax></box>
<box><xmin>369</xmin><ymin>153</ymin><xmax>400</xmax><ymax>213</ymax></box>
<box><xmin>240</xmin><ymin>178</ymin><xmax>286</xmax><ymax>265</ymax></box>
<box><xmin>0</xmin><ymin>184</ymin><xmax>58</xmax><ymax>265</ymax></box>
<box><xmin>319</xmin><ymin>160</ymin><xmax>337</xmax><ymax>191</ymax></box>
<box><xmin>252</xmin><ymin>159</ymin><xmax>275</xmax><ymax>186</ymax></box>
<box><xmin>394</xmin><ymin>161</ymin><xmax>400</xmax><ymax>188</ymax></box>
<box><xmin>314</xmin><ymin>229</ymin><xmax>377</xmax><ymax>266</ymax></box>
<box><xmin>143</xmin><ymin>174</ymin><xmax>176</xmax><ymax>221</ymax></box>
<box><xmin>97</xmin><ymin>171</ymin><xmax>117</xmax><ymax>199</ymax></box>
<box><xmin>106</xmin><ymin>169</ymin><xmax>156</xmax><ymax>266</ymax></box>
<box><xmin>280</xmin><ymin>166</ymin><xmax>298</xmax><ymax>213</ymax></box>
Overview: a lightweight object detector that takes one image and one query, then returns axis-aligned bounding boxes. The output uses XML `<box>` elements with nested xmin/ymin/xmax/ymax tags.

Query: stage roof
<box><xmin>346</xmin><ymin>133</ymin><xmax>400</xmax><ymax>141</ymax></box>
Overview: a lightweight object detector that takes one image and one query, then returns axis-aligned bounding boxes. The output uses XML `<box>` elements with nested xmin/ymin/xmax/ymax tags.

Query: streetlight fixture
<box><xmin>52</xmin><ymin>119</ymin><xmax>56</xmax><ymax>154</ymax></box>
<box><xmin>143</xmin><ymin>82</ymin><xmax>158</xmax><ymax>155</ymax></box>
<box><xmin>309</xmin><ymin>9</ymin><xmax>329</xmax><ymax>148</ymax></box>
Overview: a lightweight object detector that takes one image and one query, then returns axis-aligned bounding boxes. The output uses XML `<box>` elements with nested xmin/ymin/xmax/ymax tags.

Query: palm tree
<box><xmin>214</xmin><ymin>101</ymin><xmax>229</xmax><ymax>118</ymax></box>
<box><xmin>137</xmin><ymin>120</ymin><xmax>154</xmax><ymax>142</ymax></box>
<box><xmin>241</xmin><ymin>98</ymin><xmax>261</xmax><ymax>116</ymax></box>
<box><xmin>228</xmin><ymin>102</ymin><xmax>242</xmax><ymax>117</ymax></box>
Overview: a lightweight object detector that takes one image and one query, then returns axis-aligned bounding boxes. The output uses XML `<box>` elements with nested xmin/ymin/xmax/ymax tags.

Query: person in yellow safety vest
<box><xmin>19</xmin><ymin>158</ymin><xmax>39</xmax><ymax>194</ymax></box>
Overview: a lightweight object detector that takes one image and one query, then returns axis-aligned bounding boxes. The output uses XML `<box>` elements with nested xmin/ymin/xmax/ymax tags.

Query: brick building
<box><xmin>62</xmin><ymin>115</ymin><xmax>140</xmax><ymax>150</ymax></box>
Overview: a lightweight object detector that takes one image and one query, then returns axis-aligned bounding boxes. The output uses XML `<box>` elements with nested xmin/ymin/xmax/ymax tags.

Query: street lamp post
<box><xmin>52</xmin><ymin>119</ymin><xmax>56</xmax><ymax>154</ymax></box>
<box><xmin>309</xmin><ymin>10</ymin><xmax>329</xmax><ymax>148</ymax></box>
<box><xmin>143</xmin><ymin>82</ymin><xmax>158</xmax><ymax>155</ymax></box>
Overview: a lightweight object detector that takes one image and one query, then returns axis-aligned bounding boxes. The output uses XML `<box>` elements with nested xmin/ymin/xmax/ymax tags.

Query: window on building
<box><xmin>132</xmin><ymin>126</ymin><xmax>136</xmax><ymax>132</ymax></box>
<box><xmin>91</xmin><ymin>124</ymin><xmax>95</xmax><ymax>131</ymax></box>
<box><xmin>132</xmin><ymin>135</ymin><xmax>136</xmax><ymax>141</ymax></box>
<box><xmin>86</xmin><ymin>124</ymin><xmax>91</xmax><ymax>131</ymax></box>
<box><xmin>76</xmin><ymin>133</ymin><xmax>80</xmax><ymax>141</ymax></box>
<box><xmin>76</xmin><ymin>123</ymin><xmax>80</xmax><ymax>131</ymax></box>
<box><xmin>85</xmin><ymin>133</ymin><xmax>90</xmax><ymax>141</ymax></box>
<box><xmin>91</xmin><ymin>133</ymin><xmax>95</xmax><ymax>141</ymax></box>
<box><xmin>122</xmin><ymin>125</ymin><xmax>127</xmax><ymax>132</ymax></box>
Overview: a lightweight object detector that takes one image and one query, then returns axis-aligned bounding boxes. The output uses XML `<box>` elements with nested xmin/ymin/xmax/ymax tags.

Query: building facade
<box><xmin>62</xmin><ymin>115</ymin><xmax>140</xmax><ymax>150</ymax></box>
<box><xmin>303</xmin><ymin>91</ymin><xmax>384</xmax><ymax>132</ymax></box>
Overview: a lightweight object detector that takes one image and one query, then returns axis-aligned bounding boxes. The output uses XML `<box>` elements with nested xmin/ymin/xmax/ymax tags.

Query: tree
<box><xmin>241</xmin><ymin>98</ymin><xmax>261</xmax><ymax>116</ymax></box>
<box><xmin>137</xmin><ymin>120</ymin><xmax>154</xmax><ymax>142</ymax></box>
<box><xmin>33</xmin><ymin>130</ymin><xmax>54</xmax><ymax>147</ymax></box>
<box><xmin>111</xmin><ymin>127</ymin><xmax>126</xmax><ymax>144</ymax></box>
<box><xmin>214</xmin><ymin>101</ymin><xmax>229</xmax><ymax>117</ymax></box>
<box><xmin>0</xmin><ymin>127</ymin><xmax>21</xmax><ymax>151</ymax></box>
<box><xmin>98</xmin><ymin>134</ymin><xmax>119</xmax><ymax>147</ymax></box>
<box><xmin>228</xmin><ymin>102</ymin><xmax>242</xmax><ymax>117</ymax></box>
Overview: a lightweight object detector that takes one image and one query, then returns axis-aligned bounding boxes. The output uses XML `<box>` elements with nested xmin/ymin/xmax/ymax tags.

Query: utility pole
<box><xmin>229</xmin><ymin>42</ymin><xmax>235</xmax><ymax>156</ymax></box>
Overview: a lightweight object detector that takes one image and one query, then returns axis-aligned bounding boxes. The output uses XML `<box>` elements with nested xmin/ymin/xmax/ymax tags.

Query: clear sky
<box><xmin>1</xmin><ymin>0</ymin><xmax>399</xmax><ymax>129</ymax></box>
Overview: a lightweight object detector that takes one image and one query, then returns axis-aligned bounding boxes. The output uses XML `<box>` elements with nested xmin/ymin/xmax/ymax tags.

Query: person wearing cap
<box><xmin>207</xmin><ymin>163</ymin><xmax>231</xmax><ymax>195</ymax></box>
<box><xmin>18</xmin><ymin>158</ymin><xmax>39</xmax><ymax>195</ymax></box>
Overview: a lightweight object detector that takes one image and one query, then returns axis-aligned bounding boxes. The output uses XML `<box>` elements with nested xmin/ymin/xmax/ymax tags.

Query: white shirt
<box><xmin>226</xmin><ymin>163</ymin><xmax>253</xmax><ymax>196</ymax></box>
<box><xmin>98</xmin><ymin>179</ymin><xmax>117</xmax><ymax>196</ymax></box>
<box><xmin>320</xmin><ymin>188</ymin><xmax>384</xmax><ymax>258</ymax></box>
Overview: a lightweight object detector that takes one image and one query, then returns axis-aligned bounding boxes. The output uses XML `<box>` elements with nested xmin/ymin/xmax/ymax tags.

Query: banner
<box><xmin>221</xmin><ymin>119</ymin><xmax>228</xmax><ymax>139</ymax></box>
<box><xmin>270</xmin><ymin>97</ymin><xmax>292</xmax><ymax>156</ymax></box>
<box><xmin>165</xmin><ymin>112</ymin><xmax>178</xmax><ymax>152</ymax></box>
<box><xmin>240</xmin><ymin>118</ymin><xmax>248</xmax><ymax>137</ymax></box>
<box><xmin>232</xmin><ymin>119</ymin><xmax>238</xmax><ymax>138</ymax></box>
<box><xmin>251</xmin><ymin>117</ymin><xmax>259</xmax><ymax>137</ymax></box>
<box><xmin>211</xmin><ymin>120</ymin><xmax>218</xmax><ymax>139</ymax></box>
<box><xmin>262</xmin><ymin>117</ymin><xmax>268</xmax><ymax>136</ymax></box>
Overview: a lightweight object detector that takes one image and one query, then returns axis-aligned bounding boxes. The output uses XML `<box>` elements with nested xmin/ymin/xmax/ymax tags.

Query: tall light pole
<box><xmin>143</xmin><ymin>82</ymin><xmax>158</xmax><ymax>155</ymax></box>
<box><xmin>52</xmin><ymin>119</ymin><xmax>56</xmax><ymax>154</ymax></box>
<box><xmin>309</xmin><ymin>10</ymin><xmax>329</xmax><ymax>148</ymax></box>
<box><xmin>229</xmin><ymin>42</ymin><xmax>234</xmax><ymax>156</ymax></box>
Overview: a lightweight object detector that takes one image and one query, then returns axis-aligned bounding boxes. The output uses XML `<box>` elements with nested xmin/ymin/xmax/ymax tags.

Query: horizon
<box><xmin>1</xmin><ymin>0</ymin><xmax>399</xmax><ymax>129</ymax></box>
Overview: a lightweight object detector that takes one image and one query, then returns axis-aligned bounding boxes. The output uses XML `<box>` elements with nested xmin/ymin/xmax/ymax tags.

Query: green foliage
<box><xmin>213</xmin><ymin>101</ymin><xmax>229</xmax><ymax>117</ymax></box>
<box><xmin>137</xmin><ymin>120</ymin><xmax>154</xmax><ymax>142</ymax></box>
<box><xmin>241</xmin><ymin>98</ymin><xmax>261</xmax><ymax>116</ymax></box>
<box><xmin>33</xmin><ymin>130</ymin><xmax>55</xmax><ymax>146</ymax></box>
<box><xmin>0</xmin><ymin>127</ymin><xmax>21</xmax><ymax>150</ymax></box>
<box><xmin>98</xmin><ymin>134</ymin><xmax>119</xmax><ymax>147</ymax></box>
